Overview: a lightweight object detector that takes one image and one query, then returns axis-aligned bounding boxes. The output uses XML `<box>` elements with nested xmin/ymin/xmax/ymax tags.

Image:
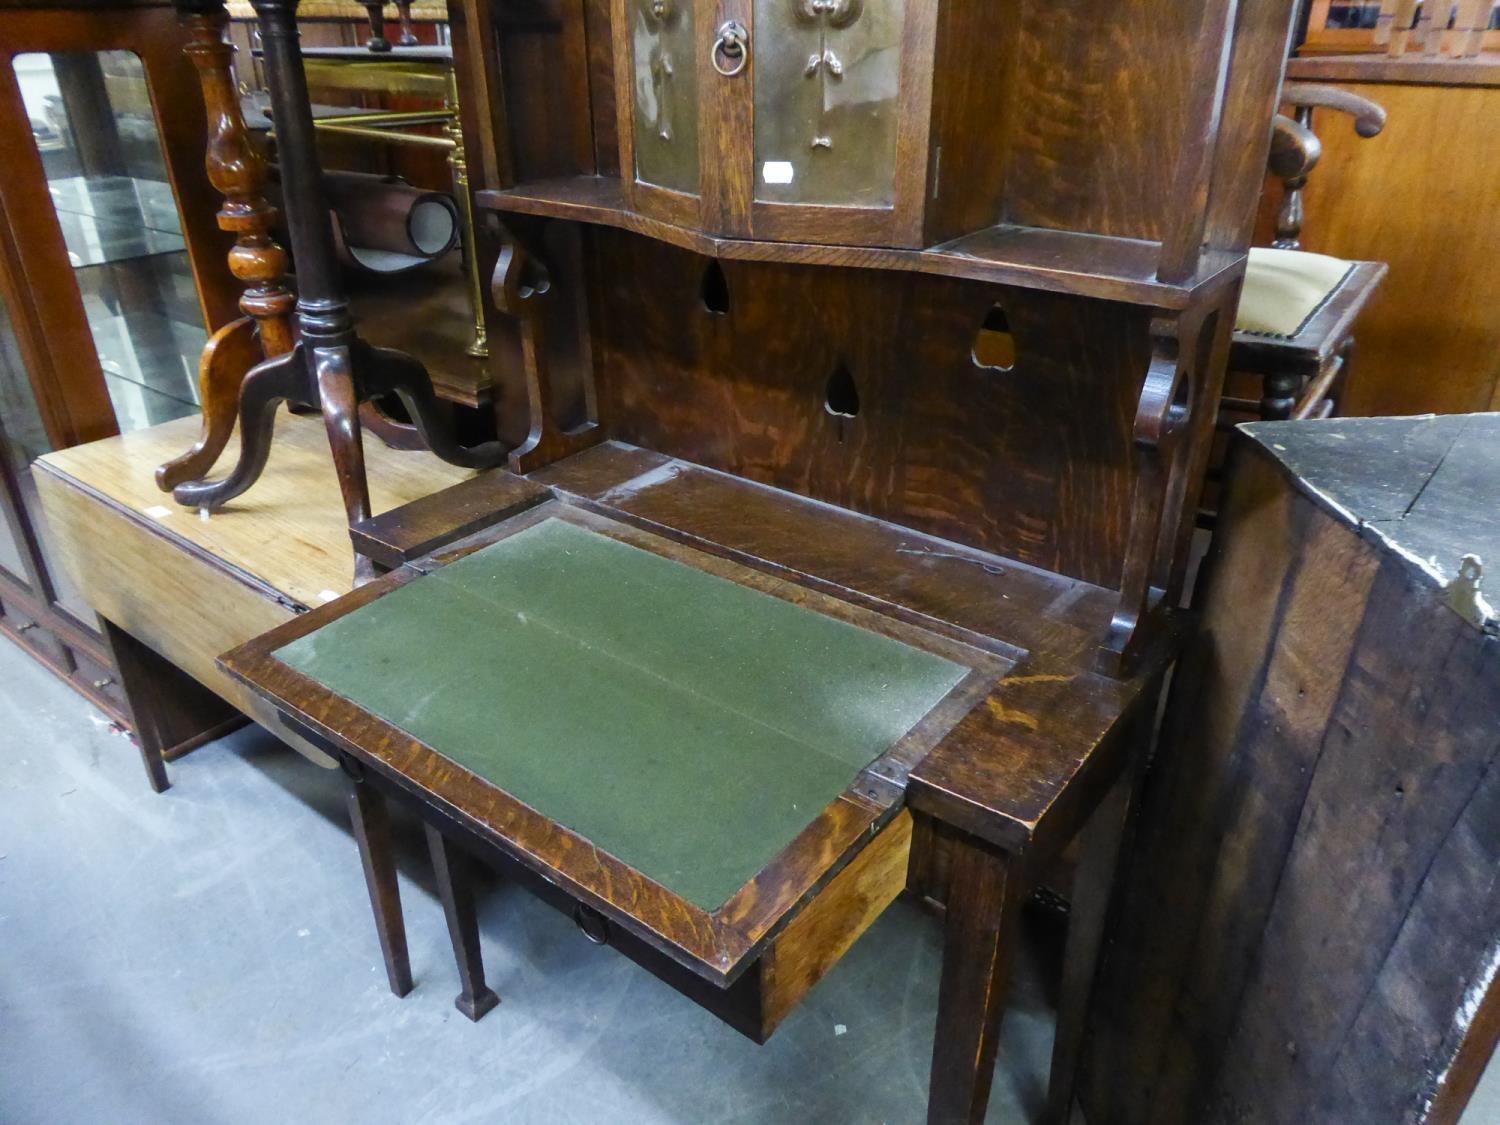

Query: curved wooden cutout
<box><xmin>490</xmin><ymin>222</ymin><xmax>600</xmax><ymax>474</ymax></box>
<box><xmin>971</xmin><ymin>303</ymin><xmax>1017</xmax><ymax>372</ymax></box>
<box><xmin>825</xmin><ymin>361</ymin><xmax>860</xmax><ymax>419</ymax></box>
<box><xmin>1099</xmin><ymin>316</ymin><xmax>1192</xmax><ymax>674</ymax></box>
<box><xmin>701</xmin><ymin>260</ymin><xmax>731</xmax><ymax>315</ymax></box>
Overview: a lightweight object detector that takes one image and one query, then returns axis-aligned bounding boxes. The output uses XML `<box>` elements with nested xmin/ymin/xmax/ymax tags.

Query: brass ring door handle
<box><xmin>712</xmin><ymin>20</ymin><xmax>749</xmax><ymax>77</ymax></box>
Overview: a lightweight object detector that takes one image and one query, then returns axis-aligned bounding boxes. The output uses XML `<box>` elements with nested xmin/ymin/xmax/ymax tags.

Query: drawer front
<box><xmin>0</xmin><ymin>590</ymin><xmax>72</xmax><ymax>671</ymax></box>
<box><xmin>756</xmin><ymin>808</ymin><xmax>913</xmax><ymax>1036</ymax></box>
<box><xmin>69</xmin><ymin>645</ymin><xmax>130</xmax><ymax>723</ymax></box>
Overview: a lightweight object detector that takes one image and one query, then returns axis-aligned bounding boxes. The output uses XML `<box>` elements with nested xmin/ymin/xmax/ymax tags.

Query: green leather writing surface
<box><xmin>277</xmin><ymin>518</ymin><xmax>967</xmax><ymax>911</ymax></box>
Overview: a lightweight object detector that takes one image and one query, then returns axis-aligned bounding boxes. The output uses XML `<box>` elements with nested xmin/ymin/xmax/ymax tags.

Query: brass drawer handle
<box><xmin>16</xmin><ymin>621</ymin><xmax>37</xmax><ymax>633</ymax></box>
<box><xmin>92</xmin><ymin>677</ymin><xmax>116</xmax><ymax>691</ymax></box>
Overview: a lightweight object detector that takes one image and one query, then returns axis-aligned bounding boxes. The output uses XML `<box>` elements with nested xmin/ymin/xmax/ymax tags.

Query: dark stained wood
<box><xmin>585</xmin><ymin>228</ymin><xmax>1152</xmax><ymax>589</ymax></box>
<box><xmin>47</xmin><ymin>4</ymin><xmax>1300</xmax><ymax>1122</ymax></box>
<box><xmin>170</xmin><ymin>0</ymin><xmax>505</xmax><ymax>571</ymax></box>
<box><xmin>1044</xmin><ymin>742</ymin><xmax>1141</xmax><ymax>1125</ymax></box>
<box><xmin>477</xmin><ymin>179</ymin><xmax>1245</xmax><ymax>309</ymax></box>
<box><xmin>424</xmin><ymin>822</ymin><xmax>501</xmax><ymax>1021</ymax></box>
<box><xmin>346</xmin><ymin>771</ymin><xmax>414</xmax><ymax>998</ymax></box>
<box><xmin>1080</xmin><ymin>422</ymin><xmax>1500</xmax><ymax>1125</ymax></box>
<box><xmin>350</xmin><ymin>468</ymin><xmax>548</xmax><ymax>569</ymax></box>
<box><xmin>489</xmin><ymin>220</ymin><xmax>601</xmax><ymax>473</ymax></box>
<box><xmin>1203</xmin><ymin>0</ymin><xmax>1303</xmax><ymax>253</ymax></box>
<box><xmin>926</xmin><ymin>826</ymin><xmax>1023</xmax><ymax>1125</ymax></box>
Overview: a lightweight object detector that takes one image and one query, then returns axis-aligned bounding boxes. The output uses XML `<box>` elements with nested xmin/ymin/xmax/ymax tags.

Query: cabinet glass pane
<box><xmin>0</xmin><ymin>292</ymin><xmax>92</xmax><ymax>621</ymax></box>
<box><xmin>753</xmin><ymin>0</ymin><xmax>904</xmax><ymax>207</ymax></box>
<box><xmin>630</xmin><ymin>0</ymin><xmax>700</xmax><ymax>195</ymax></box>
<box><xmin>0</xmin><ymin>295</ymin><xmax>37</xmax><ymax>585</ymax></box>
<box><xmin>17</xmin><ymin>50</ymin><xmax>205</xmax><ymax>434</ymax></box>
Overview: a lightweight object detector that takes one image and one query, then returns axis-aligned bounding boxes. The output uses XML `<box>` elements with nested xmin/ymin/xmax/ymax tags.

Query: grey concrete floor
<box><xmin>0</xmin><ymin>636</ymin><xmax>1063</xmax><ymax>1124</ymax></box>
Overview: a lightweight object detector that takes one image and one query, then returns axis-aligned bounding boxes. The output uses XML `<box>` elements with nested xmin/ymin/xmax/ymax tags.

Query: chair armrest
<box><xmin>1270</xmin><ymin>113</ymin><xmax>1322</xmax><ymax>180</ymax></box>
<box><xmin>1282</xmin><ymin>82</ymin><xmax>1388</xmax><ymax>138</ymax></box>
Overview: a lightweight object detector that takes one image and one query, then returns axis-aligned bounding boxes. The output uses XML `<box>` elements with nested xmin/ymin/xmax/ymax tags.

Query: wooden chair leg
<box><xmin>379</xmin><ymin>343</ymin><xmax>505</xmax><ymax>468</ymax></box>
<box><xmin>1043</xmin><ymin>769</ymin><xmax>1137</xmax><ymax>1125</ymax></box>
<box><xmin>171</xmin><ymin>348</ymin><xmax>302</xmax><ymax>510</ymax></box>
<box><xmin>927</xmin><ymin>831</ymin><xmax>1023</xmax><ymax>1125</ymax></box>
<box><xmin>346</xmin><ymin>778</ymin><xmax>413</xmax><ymax>997</ymax></box>
<box><xmin>155</xmin><ymin>317</ymin><xmax>260</xmax><ymax>491</ymax></box>
<box><xmin>424</xmin><ymin>823</ymin><xmax>500</xmax><ymax>1021</ymax></box>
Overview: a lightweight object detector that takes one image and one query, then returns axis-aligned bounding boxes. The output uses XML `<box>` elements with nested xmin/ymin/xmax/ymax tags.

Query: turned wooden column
<box><xmin>157</xmin><ymin>0</ymin><xmax>295</xmax><ymax>492</ymax></box>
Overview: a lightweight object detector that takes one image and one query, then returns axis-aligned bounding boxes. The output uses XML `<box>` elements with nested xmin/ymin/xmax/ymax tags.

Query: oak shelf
<box><xmin>475</xmin><ymin>176</ymin><xmax>1242</xmax><ymax>310</ymax></box>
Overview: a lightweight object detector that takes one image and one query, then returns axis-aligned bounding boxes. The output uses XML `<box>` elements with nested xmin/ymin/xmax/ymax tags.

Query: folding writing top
<box><xmin>223</xmin><ymin>502</ymin><xmax>1005</xmax><ymax>983</ymax></box>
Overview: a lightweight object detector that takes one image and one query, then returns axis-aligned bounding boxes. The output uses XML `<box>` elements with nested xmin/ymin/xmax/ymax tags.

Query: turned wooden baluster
<box><xmin>157</xmin><ymin>0</ymin><xmax>295</xmax><ymax>492</ymax></box>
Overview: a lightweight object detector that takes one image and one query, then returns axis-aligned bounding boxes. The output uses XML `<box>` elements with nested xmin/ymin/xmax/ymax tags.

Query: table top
<box><xmin>275</xmin><ymin>515</ymin><xmax>969</xmax><ymax>912</ymax></box>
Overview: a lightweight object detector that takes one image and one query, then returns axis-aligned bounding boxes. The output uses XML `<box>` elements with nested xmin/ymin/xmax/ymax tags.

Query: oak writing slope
<box><xmin>220</xmin><ymin>0</ymin><xmax>1300</xmax><ymax>1120</ymax></box>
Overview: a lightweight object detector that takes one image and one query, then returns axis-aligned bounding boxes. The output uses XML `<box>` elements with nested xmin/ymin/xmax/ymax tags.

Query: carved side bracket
<box><xmin>490</xmin><ymin>221</ymin><xmax>601</xmax><ymax>475</ymax></box>
<box><xmin>1099</xmin><ymin>314</ymin><xmax>1198</xmax><ymax>675</ymax></box>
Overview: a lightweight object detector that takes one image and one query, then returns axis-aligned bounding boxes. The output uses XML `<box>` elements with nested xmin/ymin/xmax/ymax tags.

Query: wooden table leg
<box><xmin>424</xmin><ymin>823</ymin><xmax>500</xmax><ymax>1021</ymax></box>
<box><xmin>346</xmin><ymin>778</ymin><xmax>413</xmax><ymax>997</ymax></box>
<box><xmin>927</xmin><ymin>831</ymin><xmax>1023</xmax><ymax>1125</ymax></box>
<box><xmin>1044</xmin><ymin>768</ymin><xmax>1137</xmax><ymax>1125</ymax></box>
<box><xmin>98</xmin><ymin>618</ymin><xmax>242</xmax><ymax>793</ymax></box>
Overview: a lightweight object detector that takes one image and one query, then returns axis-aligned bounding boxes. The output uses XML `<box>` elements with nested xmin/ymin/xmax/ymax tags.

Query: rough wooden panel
<box><xmin>1080</xmin><ymin>434</ymin><xmax>1500</xmax><ymax>1125</ymax></box>
<box><xmin>760</xmin><ymin>810</ymin><xmax>913</xmax><ymax>1034</ymax></box>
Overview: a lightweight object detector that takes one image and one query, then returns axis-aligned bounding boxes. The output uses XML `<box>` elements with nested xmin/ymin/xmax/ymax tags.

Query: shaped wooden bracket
<box><xmin>490</xmin><ymin>221</ymin><xmax>601</xmax><ymax>475</ymax></box>
<box><xmin>1099</xmin><ymin>315</ymin><xmax>1196</xmax><ymax>676</ymax></box>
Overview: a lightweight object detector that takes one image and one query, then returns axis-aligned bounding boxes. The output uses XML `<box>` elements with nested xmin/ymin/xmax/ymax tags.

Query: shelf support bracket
<box><xmin>490</xmin><ymin>220</ymin><xmax>601</xmax><ymax>475</ymax></box>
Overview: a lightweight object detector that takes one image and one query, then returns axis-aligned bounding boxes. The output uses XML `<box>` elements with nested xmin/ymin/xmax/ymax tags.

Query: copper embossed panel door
<box><xmin>747</xmin><ymin>0</ymin><xmax>932</xmax><ymax>247</ymax></box>
<box><xmin>752</xmin><ymin>0</ymin><xmax>903</xmax><ymax>207</ymax></box>
<box><xmin>621</xmin><ymin>0</ymin><xmax>703</xmax><ymax>225</ymax></box>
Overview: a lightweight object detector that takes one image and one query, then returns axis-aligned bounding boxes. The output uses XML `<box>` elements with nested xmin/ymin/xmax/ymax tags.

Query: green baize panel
<box><xmin>277</xmin><ymin>519</ymin><xmax>967</xmax><ymax>911</ymax></box>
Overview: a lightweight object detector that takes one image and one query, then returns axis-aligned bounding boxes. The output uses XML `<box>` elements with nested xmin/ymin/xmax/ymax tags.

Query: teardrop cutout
<box><xmin>701</xmin><ymin>260</ymin><xmax>730</xmax><ymax>315</ymax></box>
<box><xmin>825</xmin><ymin>362</ymin><xmax>860</xmax><ymax>419</ymax></box>
<box><xmin>972</xmin><ymin>303</ymin><xmax>1017</xmax><ymax>372</ymax></box>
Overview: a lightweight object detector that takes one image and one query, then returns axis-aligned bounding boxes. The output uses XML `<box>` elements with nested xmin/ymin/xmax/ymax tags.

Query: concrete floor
<box><xmin>0</xmin><ymin>636</ymin><xmax>1062</xmax><ymax>1125</ymax></box>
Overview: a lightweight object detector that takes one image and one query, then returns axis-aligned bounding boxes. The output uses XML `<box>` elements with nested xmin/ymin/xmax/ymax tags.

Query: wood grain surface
<box><xmin>1080</xmin><ymin>432</ymin><xmax>1500</xmax><ymax>1125</ymax></box>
